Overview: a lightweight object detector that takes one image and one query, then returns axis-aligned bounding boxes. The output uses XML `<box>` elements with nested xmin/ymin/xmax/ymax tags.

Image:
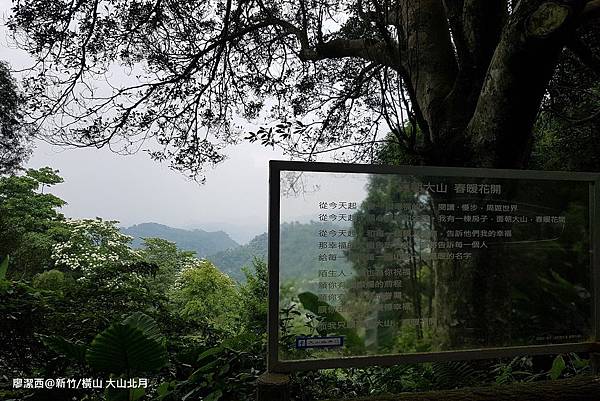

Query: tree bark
<box><xmin>325</xmin><ymin>376</ymin><xmax>600</xmax><ymax>401</ymax></box>
<box><xmin>464</xmin><ymin>0</ymin><xmax>588</xmax><ymax>168</ymax></box>
<box><xmin>398</xmin><ymin>0</ymin><xmax>458</xmax><ymax>144</ymax></box>
<box><xmin>428</xmin><ymin>0</ymin><xmax>590</xmax><ymax>351</ymax></box>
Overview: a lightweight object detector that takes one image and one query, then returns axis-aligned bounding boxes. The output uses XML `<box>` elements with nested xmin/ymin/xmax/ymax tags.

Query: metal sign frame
<box><xmin>268</xmin><ymin>160</ymin><xmax>600</xmax><ymax>373</ymax></box>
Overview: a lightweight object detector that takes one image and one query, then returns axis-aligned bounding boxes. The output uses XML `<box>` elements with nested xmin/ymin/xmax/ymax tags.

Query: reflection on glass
<box><xmin>278</xmin><ymin>172</ymin><xmax>592</xmax><ymax>361</ymax></box>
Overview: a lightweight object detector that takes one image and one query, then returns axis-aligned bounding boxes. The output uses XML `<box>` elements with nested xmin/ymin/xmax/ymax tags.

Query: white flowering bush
<box><xmin>46</xmin><ymin>218</ymin><xmax>161</xmax><ymax>338</ymax></box>
<box><xmin>51</xmin><ymin>218</ymin><xmax>140</xmax><ymax>277</ymax></box>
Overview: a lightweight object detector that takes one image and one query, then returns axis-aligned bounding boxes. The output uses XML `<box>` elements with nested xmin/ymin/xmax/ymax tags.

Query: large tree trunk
<box><xmin>394</xmin><ymin>0</ymin><xmax>589</xmax><ymax>167</ymax></box>
<box><xmin>464</xmin><ymin>0</ymin><xmax>588</xmax><ymax>168</ymax></box>
<box><xmin>297</xmin><ymin>0</ymin><xmax>595</xmax><ymax>360</ymax></box>
<box><xmin>402</xmin><ymin>0</ymin><xmax>592</xmax><ymax>350</ymax></box>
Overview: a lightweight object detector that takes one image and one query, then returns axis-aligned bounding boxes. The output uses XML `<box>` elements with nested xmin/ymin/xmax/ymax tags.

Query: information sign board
<box><xmin>268</xmin><ymin>161</ymin><xmax>600</xmax><ymax>372</ymax></box>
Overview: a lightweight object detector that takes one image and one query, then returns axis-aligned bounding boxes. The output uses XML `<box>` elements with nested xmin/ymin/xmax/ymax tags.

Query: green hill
<box><xmin>121</xmin><ymin>222</ymin><xmax>350</xmax><ymax>283</ymax></box>
<box><xmin>208</xmin><ymin>221</ymin><xmax>350</xmax><ymax>283</ymax></box>
<box><xmin>209</xmin><ymin>232</ymin><xmax>268</xmax><ymax>281</ymax></box>
<box><xmin>121</xmin><ymin>222</ymin><xmax>239</xmax><ymax>258</ymax></box>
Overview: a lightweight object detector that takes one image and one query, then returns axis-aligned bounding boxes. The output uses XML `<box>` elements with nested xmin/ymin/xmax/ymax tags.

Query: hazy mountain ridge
<box><xmin>121</xmin><ymin>222</ymin><xmax>240</xmax><ymax>258</ymax></box>
<box><xmin>121</xmin><ymin>221</ymin><xmax>348</xmax><ymax>283</ymax></box>
<box><xmin>210</xmin><ymin>221</ymin><xmax>350</xmax><ymax>282</ymax></box>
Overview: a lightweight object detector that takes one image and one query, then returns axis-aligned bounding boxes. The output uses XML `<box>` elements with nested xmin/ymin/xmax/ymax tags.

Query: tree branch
<box><xmin>566</xmin><ymin>34</ymin><xmax>600</xmax><ymax>75</ymax></box>
<box><xmin>397</xmin><ymin>0</ymin><xmax>458</xmax><ymax>145</ymax></box>
<box><xmin>466</xmin><ymin>0</ymin><xmax>586</xmax><ymax>168</ymax></box>
<box><xmin>298</xmin><ymin>38</ymin><xmax>401</xmax><ymax>69</ymax></box>
<box><xmin>582</xmin><ymin>0</ymin><xmax>600</xmax><ymax>20</ymax></box>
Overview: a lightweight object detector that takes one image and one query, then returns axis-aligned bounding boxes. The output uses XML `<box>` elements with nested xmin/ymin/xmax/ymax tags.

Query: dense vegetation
<box><xmin>0</xmin><ymin>167</ymin><xmax>593</xmax><ymax>401</ymax></box>
<box><xmin>0</xmin><ymin>168</ymin><xmax>268</xmax><ymax>401</ymax></box>
<box><xmin>2</xmin><ymin>0</ymin><xmax>600</xmax><ymax>399</ymax></box>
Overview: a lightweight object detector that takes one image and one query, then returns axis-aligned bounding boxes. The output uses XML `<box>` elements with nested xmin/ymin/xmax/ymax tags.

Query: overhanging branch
<box><xmin>298</xmin><ymin>38</ymin><xmax>401</xmax><ymax>69</ymax></box>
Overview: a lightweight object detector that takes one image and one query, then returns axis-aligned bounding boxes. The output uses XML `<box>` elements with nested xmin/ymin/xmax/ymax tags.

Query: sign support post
<box><xmin>257</xmin><ymin>373</ymin><xmax>290</xmax><ymax>401</ymax></box>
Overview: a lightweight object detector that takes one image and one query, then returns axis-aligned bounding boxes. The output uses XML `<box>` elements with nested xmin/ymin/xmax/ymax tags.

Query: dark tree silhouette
<box><xmin>0</xmin><ymin>61</ymin><xmax>32</xmax><ymax>175</ymax></box>
<box><xmin>6</xmin><ymin>1</ymin><xmax>600</xmax><ymax>180</ymax></box>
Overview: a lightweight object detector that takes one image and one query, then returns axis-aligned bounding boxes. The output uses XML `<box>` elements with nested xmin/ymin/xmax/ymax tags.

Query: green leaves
<box><xmin>38</xmin><ymin>334</ymin><xmax>87</xmax><ymax>365</ymax></box>
<box><xmin>173</xmin><ymin>344</ymin><xmax>260</xmax><ymax>401</ymax></box>
<box><xmin>156</xmin><ymin>381</ymin><xmax>177</xmax><ymax>400</ymax></box>
<box><xmin>550</xmin><ymin>355</ymin><xmax>566</xmax><ymax>380</ymax></box>
<box><xmin>40</xmin><ymin>312</ymin><xmax>168</xmax><ymax>375</ymax></box>
<box><xmin>298</xmin><ymin>291</ymin><xmax>365</xmax><ymax>352</ymax></box>
<box><xmin>171</xmin><ymin>259</ymin><xmax>241</xmax><ymax>336</ymax></box>
<box><xmin>0</xmin><ymin>168</ymin><xmax>66</xmax><ymax>278</ymax></box>
<box><xmin>25</xmin><ymin>167</ymin><xmax>64</xmax><ymax>186</ymax></box>
<box><xmin>86</xmin><ymin>312</ymin><xmax>168</xmax><ymax>374</ymax></box>
<box><xmin>0</xmin><ymin>255</ymin><xmax>8</xmax><ymax>280</ymax></box>
<box><xmin>122</xmin><ymin>312</ymin><xmax>166</xmax><ymax>345</ymax></box>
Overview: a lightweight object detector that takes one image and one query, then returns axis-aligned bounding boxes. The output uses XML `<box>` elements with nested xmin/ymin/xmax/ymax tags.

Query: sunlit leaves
<box><xmin>171</xmin><ymin>258</ymin><xmax>240</xmax><ymax>335</ymax></box>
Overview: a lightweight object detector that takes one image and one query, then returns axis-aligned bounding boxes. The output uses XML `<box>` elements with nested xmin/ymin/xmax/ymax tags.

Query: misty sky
<box><xmin>0</xmin><ymin>1</ymin><xmax>368</xmax><ymax>244</ymax></box>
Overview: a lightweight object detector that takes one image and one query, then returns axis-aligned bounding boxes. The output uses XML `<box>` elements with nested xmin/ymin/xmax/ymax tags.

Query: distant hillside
<box><xmin>209</xmin><ymin>232</ymin><xmax>268</xmax><ymax>281</ymax></box>
<box><xmin>122</xmin><ymin>222</ymin><xmax>239</xmax><ymax>258</ymax></box>
<box><xmin>207</xmin><ymin>221</ymin><xmax>350</xmax><ymax>283</ymax></box>
<box><xmin>122</xmin><ymin>222</ymin><xmax>350</xmax><ymax>284</ymax></box>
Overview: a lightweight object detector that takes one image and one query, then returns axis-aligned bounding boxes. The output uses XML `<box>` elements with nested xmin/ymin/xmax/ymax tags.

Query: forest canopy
<box><xmin>5</xmin><ymin>0</ymin><xmax>600</xmax><ymax>181</ymax></box>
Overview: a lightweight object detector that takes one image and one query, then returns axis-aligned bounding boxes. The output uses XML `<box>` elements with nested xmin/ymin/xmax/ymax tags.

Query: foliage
<box><xmin>0</xmin><ymin>279</ymin><xmax>56</xmax><ymax>376</ymax></box>
<box><xmin>0</xmin><ymin>60</ymin><xmax>32</xmax><ymax>175</ymax></box>
<box><xmin>0</xmin><ymin>177</ymin><xmax>268</xmax><ymax>400</ymax></box>
<box><xmin>1</xmin><ymin>166</ymin><xmax>596</xmax><ymax>401</ymax></box>
<box><xmin>137</xmin><ymin>237</ymin><xmax>196</xmax><ymax>295</ymax></box>
<box><xmin>531</xmin><ymin>26</ymin><xmax>600</xmax><ymax>173</ymax></box>
<box><xmin>549</xmin><ymin>355</ymin><xmax>566</xmax><ymax>380</ymax></box>
<box><xmin>9</xmin><ymin>0</ymin><xmax>599</xmax><ymax>180</ymax></box>
<box><xmin>375</xmin><ymin>129</ymin><xmax>424</xmax><ymax>166</ymax></box>
<box><xmin>52</xmin><ymin>218</ymin><xmax>140</xmax><ymax>275</ymax></box>
<box><xmin>163</xmin><ymin>345</ymin><xmax>263</xmax><ymax>401</ymax></box>
<box><xmin>31</xmin><ymin>269</ymin><xmax>65</xmax><ymax>293</ymax></box>
<box><xmin>0</xmin><ymin>167</ymin><xmax>66</xmax><ymax>278</ymax></box>
<box><xmin>155</xmin><ymin>259</ymin><xmax>269</xmax><ymax>401</ymax></box>
<box><xmin>85</xmin><ymin>312</ymin><xmax>168</xmax><ymax>374</ymax></box>
<box><xmin>40</xmin><ymin>312</ymin><xmax>168</xmax><ymax>401</ymax></box>
<box><xmin>286</xmin><ymin>354</ymin><xmax>592</xmax><ymax>400</ymax></box>
<box><xmin>238</xmin><ymin>258</ymin><xmax>269</xmax><ymax>336</ymax></box>
<box><xmin>171</xmin><ymin>258</ymin><xmax>241</xmax><ymax>340</ymax></box>
<box><xmin>42</xmin><ymin>218</ymin><xmax>164</xmax><ymax>344</ymax></box>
